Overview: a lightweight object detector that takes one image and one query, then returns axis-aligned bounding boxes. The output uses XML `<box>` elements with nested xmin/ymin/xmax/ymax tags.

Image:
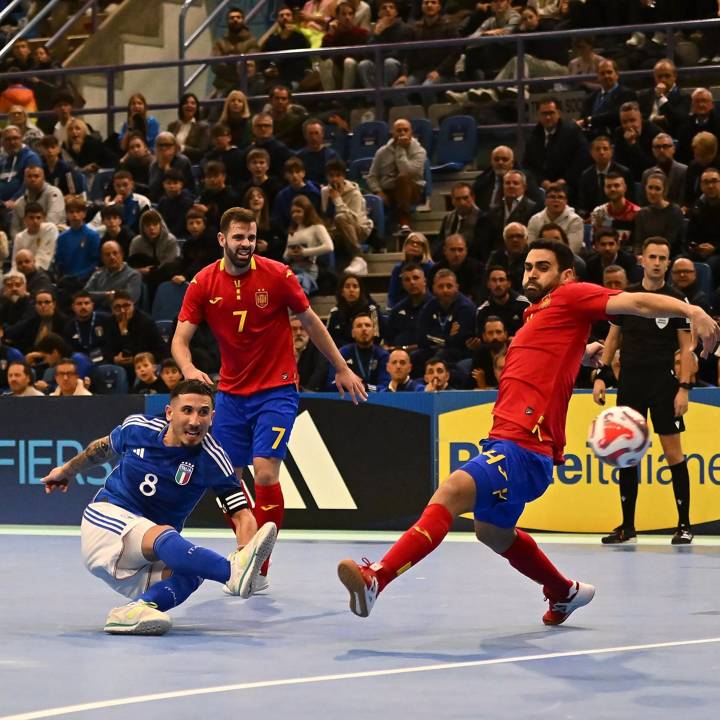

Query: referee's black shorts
<box><xmin>617</xmin><ymin>367</ymin><xmax>685</xmax><ymax>435</ymax></box>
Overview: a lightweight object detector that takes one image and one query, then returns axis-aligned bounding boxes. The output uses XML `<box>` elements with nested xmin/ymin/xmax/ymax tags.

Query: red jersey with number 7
<box><xmin>178</xmin><ymin>256</ymin><xmax>310</xmax><ymax>395</ymax></box>
<box><xmin>490</xmin><ymin>282</ymin><xmax>620</xmax><ymax>464</ymax></box>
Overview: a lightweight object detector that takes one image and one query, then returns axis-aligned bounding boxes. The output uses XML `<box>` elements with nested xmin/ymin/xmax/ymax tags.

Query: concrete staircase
<box><xmin>64</xmin><ymin>0</ymin><xmax>213</xmax><ymax>138</ymax></box>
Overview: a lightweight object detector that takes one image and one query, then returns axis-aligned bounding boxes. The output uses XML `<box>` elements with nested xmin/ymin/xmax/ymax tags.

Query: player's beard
<box><xmin>523</xmin><ymin>280</ymin><xmax>553</xmax><ymax>303</ymax></box>
<box><xmin>225</xmin><ymin>245</ymin><xmax>254</xmax><ymax>271</ymax></box>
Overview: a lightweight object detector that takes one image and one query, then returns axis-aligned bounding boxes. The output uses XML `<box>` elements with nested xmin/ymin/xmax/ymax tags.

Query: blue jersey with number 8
<box><xmin>94</xmin><ymin>414</ymin><xmax>240</xmax><ymax>531</ymax></box>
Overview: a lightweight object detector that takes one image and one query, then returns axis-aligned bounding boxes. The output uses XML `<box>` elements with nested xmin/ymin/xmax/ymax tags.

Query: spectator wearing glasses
<box><xmin>641</xmin><ymin>132</ymin><xmax>687</xmax><ymax>207</ymax></box>
<box><xmin>684</xmin><ymin>131</ymin><xmax>720</xmax><ymax>206</ymax></box>
<box><xmin>685</xmin><ymin>166</ymin><xmax>720</xmax><ymax>285</ymax></box>
<box><xmin>676</xmin><ymin>88</ymin><xmax>720</xmax><ymax>166</ymax></box>
<box><xmin>670</xmin><ymin>257</ymin><xmax>713</xmax><ymax>315</ymax></box>
<box><xmin>7</xmin><ymin>291</ymin><xmax>67</xmax><ymax>354</ymax></box>
<box><xmin>49</xmin><ymin>358</ymin><xmax>92</xmax><ymax>396</ymax></box>
<box><xmin>241</xmin><ymin>113</ymin><xmax>293</xmax><ymax>181</ymax></box>
<box><xmin>526</xmin><ymin>183</ymin><xmax>584</xmax><ymax>253</ymax></box>
<box><xmin>0</xmin><ymin>125</ymin><xmax>41</xmax><ymax>204</ymax></box>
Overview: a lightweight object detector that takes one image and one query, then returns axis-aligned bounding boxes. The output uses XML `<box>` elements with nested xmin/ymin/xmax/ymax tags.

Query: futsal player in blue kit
<box><xmin>42</xmin><ymin>380</ymin><xmax>276</xmax><ymax>635</ymax></box>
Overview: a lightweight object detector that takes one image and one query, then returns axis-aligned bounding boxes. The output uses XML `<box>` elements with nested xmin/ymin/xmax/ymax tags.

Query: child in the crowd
<box><xmin>157</xmin><ymin>168</ymin><xmax>195</xmax><ymax>239</ymax></box>
<box><xmin>159</xmin><ymin>357</ymin><xmax>183</xmax><ymax>392</ymax></box>
<box><xmin>131</xmin><ymin>351</ymin><xmax>168</xmax><ymax>394</ymax></box>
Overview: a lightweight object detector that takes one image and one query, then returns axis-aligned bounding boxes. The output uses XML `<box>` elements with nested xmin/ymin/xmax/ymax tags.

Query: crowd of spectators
<box><xmin>2</xmin><ymin>1</ymin><xmax>720</xmax><ymax>398</ymax></box>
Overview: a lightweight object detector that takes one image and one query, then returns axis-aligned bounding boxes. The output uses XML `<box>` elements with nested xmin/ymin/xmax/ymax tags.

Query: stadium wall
<box><xmin>1</xmin><ymin>391</ymin><xmax>719</xmax><ymax>533</ymax></box>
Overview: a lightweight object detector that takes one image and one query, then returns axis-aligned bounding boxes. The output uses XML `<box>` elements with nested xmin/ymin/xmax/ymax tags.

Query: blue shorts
<box><xmin>461</xmin><ymin>438</ymin><xmax>554</xmax><ymax>528</ymax></box>
<box><xmin>213</xmin><ymin>386</ymin><xmax>299</xmax><ymax>468</ymax></box>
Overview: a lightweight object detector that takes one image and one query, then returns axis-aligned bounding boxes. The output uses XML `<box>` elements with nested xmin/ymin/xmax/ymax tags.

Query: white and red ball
<box><xmin>588</xmin><ymin>405</ymin><xmax>651</xmax><ymax>468</ymax></box>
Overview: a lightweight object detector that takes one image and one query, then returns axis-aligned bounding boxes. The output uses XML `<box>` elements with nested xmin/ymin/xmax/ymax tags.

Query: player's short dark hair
<box><xmin>246</xmin><ymin>148</ymin><xmax>270</xmax><ymax>163</ymax></box>
<box><xmin>71</xmin><ymin>290</ymin><xmax>92</xmax><ymax>303</ymax></box>
<box><xmin>527</xmin><ymin>239</ymin><xmax>575</xmax><ymax>272</ymax></box>
<box><xmin>24</xmin><ymin>201</ymin><xmax>44</xmax><ymax>216</ymax></box>
<box><xmin>113</xmin><ymin>169</ymin><xmax>134</xmax><ymax>183</ymax></box>
<box><xmin>55</xmin><ymin>357</ymin><xmax>77</xmax><ymax>371</ymax></box>
<box><xmin>161</xmin><ymin>357</ymin><xmax>180</xmax><ymax>371</ymax></box>
<box><xmin>537</xmin><ymin>95</ymin><xmax>561</xmax><ymax>110</ymax></box>
<box><xmin>186</xmin><ymin>206</ymin><xmax>206</xmax><ymax>222</ymax></box>
<box><xmin>270</xmin><ymin>84</ymin><xmax>291</xmax><ymax>99</ymax></box>
<box><xmin>425</xmin><ymin>356</ymin><xmax>448</xmax><ymax>372</ymax></box>
<box><xmin>220</xmin><ymin>207</ymin><xmax>256</xmax><ymax>236</ymax></box>
<box><xmin>204</xmin><ymin>160</ymin><xmax>226</xmax><ymax>177</ymax></box>
<box><xmin>620</xmin><ymin>101</ymin><xmax>641</xmax><ymax>114</ymax></box>
<box><xmin>641</xmin><ymin>236</ymin><xmax>671</xmax><ymax>252</ymax></box>
<box><xmin>591</xmin><ymin>135</ymin><xmax>613</xmax><ymax>148</ymax></box>
<box><xmin>170</xmin><ymin>379</ymin><xmax>215</xmax><ymax>404</ymax></box>
<box><xmin>39</xmin><ymin>134</ymin><xmax>60</xmax><ymax>148</ymax></box>
<box><xmin>325</xmin><ymin>158</ymin><xmax>347</xmax><ymax>175</ymax></box>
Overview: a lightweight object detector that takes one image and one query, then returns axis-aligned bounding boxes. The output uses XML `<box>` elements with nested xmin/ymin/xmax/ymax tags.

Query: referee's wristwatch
<box><xmin>678</xmin><ymin>382</ymin><xmax>693</xmax><ymax>390</ymax></box>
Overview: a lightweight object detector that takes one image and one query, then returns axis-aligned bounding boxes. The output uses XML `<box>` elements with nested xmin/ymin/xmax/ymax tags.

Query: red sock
<box><xmin>254</xmin><ymin>483</ymin><xmax>284</xmax><ymax>575</ymax></box>
<box><xmin>374</xmin><ymin>503</ymin><xmax>453</xmax><ymax>592</ymax></box>
<box><xmin>501</xmin><ymin>529</ymin><xmax>572</xmax><ymax>601</ymax></box>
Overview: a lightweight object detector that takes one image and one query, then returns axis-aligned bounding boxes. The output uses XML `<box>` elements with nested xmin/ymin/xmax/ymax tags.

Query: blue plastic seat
<box><xmin>411</xmin><ymin>117</ymin><xmax>435</xmax><ymax>155</ymax></box>
<box><xmin>693</xmin><ymin>262</ymin><xmax>714</xmax><ymax>300</ymax></box>
<box><xmin>363</xmin><ymin>194</ymin><xmax>385</xmax><ymax>240</ymax></box>
<box><xmin>151</xmin><ymin>281</ymin><xmax>188</xmax><ymax>321</ymax></box>
<box><xmin>431</xmin><ymin>115</ymin><xmax>478</xmax><ymax>172</ymax></box>
<box><xmin>89</xmin><ymin>168</ymin><xmax>115</xmax><ymax>202</ymax></box>
<box><xmin>96</xmin><ymin>364</ymin><xmax>129</xmax><ymax>395</ymax></box>
<box><xmin>324</xmin><ymin>124</ymin><xmax>349</xmax><ymax>161</ymax></box>
<box><xmin>348</xmin><ymin>157</ymin><xmax>373</xmax><ymax>189</ymax></box>
<box><xmin>155</xmin><ymin>319</ymin><xmax>175</xmax><ymax>344</ymax></box>
<box><xmin>348</xmin><ymin>121</ymin><xmax>389</xmax><ymax>162</ymax></box>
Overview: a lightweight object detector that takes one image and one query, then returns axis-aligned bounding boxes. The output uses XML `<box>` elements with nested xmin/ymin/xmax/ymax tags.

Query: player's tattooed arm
<box><xmin>42</xmin><ymin>436</ymin><xmax>116</xmax><ymax>494</ymax></box>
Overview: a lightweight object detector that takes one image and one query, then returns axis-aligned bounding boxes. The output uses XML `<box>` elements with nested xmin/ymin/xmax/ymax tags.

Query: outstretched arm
<box><xmin>42</xmin><ymin>436</ymin><xmax>116</xmax><ymax>494</ymax></box>
<box><xmin>297</xmin><ymin>307</ymin><xmax>368</xmax><ymax>404</ymax></box>
<box><xmin>606</xmin><ymin>292</ymin><xmax>720</xmax><ymax>358</ymax></box>
<box><xmin>171</xmin><ymin>320</ymin><xmax>213</xmax><ymax>385</ymax></box>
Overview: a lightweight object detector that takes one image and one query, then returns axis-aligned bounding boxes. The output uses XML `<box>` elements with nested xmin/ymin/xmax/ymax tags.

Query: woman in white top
<box><xmin>284</xmin><ymin>195</ymin><xmax>334</xmax><ymax>295</ymax></box>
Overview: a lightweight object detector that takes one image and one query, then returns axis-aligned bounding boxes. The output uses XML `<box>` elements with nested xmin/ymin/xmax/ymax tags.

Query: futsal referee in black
<box><xmin>593</xmin><ymin>236</ymin><xmax>694</xmax><ymax>545</ymax></box>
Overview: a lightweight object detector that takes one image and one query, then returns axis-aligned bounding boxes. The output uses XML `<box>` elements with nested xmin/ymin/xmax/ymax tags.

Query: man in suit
<box><xmin>577</xmin><ymin>60</ymin><xmax>637</xmax><ymax>139</ymax></box>
<box><xmin>676</xmin><ymin>88</ymin><xmax>720</xmax><ymax>165</ymax></box>
<box><xmin>612</xmin><ymin>101</ymin><xmax>662</xmax><ymax>182</ymax></box>
<box><xmin>473</xmin><ymin>145</ymin><xmax>542</xmax><ymax>211</ymax></box>
<box><xmin>641</xmin><ymin>132</ymin><xmax>688</xmax><ymax>206</ymax></box>
<box><xmin>585</xmin><ymin>228</ymin><xmax>640</xmax><ymax>287</ymax></box>
<box><xmin>437</xmin><ymin>181</ymin><xmax>482</xmax><ymax>252</ymax></box>
<box><xmin>522</xmin><ymin>96</ymin><xmax>592</xmax><ymax>198</ymax></box>
<box><xmin>578</xmin><ymin>135</ymin><xmax>632</xmax><ymax>217</ymax></box>
<box><xmin>637</xmin><ymin>59</ymin><xmax>690</xmax><ymax>136</ymax></box>
<box><xmin>485</xmin><ymin>170</ymin><xmax>537</xmax><ymax>258</ymax></box>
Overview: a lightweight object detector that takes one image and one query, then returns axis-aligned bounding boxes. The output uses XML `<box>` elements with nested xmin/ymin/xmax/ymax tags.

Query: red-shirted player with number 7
<box><xmin>338</xmin><ymin>239</ymin><xmax>720</xmax><ymax>624</ymax></box>
<box><xmin>173</xmin><ymin>207</ymin><xmax>367</xmax><ymax>593</ymax></box>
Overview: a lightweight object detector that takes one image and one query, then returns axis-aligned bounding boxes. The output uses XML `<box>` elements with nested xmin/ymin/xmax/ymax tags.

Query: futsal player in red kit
<box><xmin>173</xmin><ymin>208</ymin><xmax>366</xmax><ymax>592</ymax></box>
<box><xmin>338</xmin><ymin>240</ymin><xmax>720</xmax><ymax>624</ymax></box>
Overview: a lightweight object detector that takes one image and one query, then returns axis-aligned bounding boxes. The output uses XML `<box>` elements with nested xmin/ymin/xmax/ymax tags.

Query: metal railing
<box><xmin>0</xmin><ymin>0</ymin><xmax>65</xmax><ymax>62</ymax></box>
<box><xmin>2</xmin><ymin>16</ymin><xmax>720</xmax><ymax>147</ymax></box>
<box><xmin>178</xmin><ymin>0</ymin><xmax>275</xmax><ymax>100</ymax></box>
<box><xmin>46</xmin><ymin>0</ymin><xmax>102</xmax><ymax>50</ymax></box>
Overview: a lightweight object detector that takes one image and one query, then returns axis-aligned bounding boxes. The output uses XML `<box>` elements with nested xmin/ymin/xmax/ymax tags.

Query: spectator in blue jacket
<box><xmin>381</xmin><ymin>348</ymin><xmax>424</xmax><ymax>392</ymax></box>
<box><xmin>387</xmin><ymin>231</ymin><xmax>434</xmax><ymax>308</ymax></box>
<box><xmin>327</xmin><ymin>312</ymin><xmax>390</xmax><ymax>392</ymax></box>
<box><xmin>413</xmin><ymin>268</ymin><xmax>476</xmax><ymax>373</ymax></box>
<box><xmin>272</xmin><ymin>156</ymin><xmax>321</xmax><ymax>228</ymax></box>
<box><xmin>54</xmin><ymin>197</ymin><xmax>101</xmax><ymax>283</ymax></box>
<box><xmin>0</xmin><ymin>125</ymin><xmax>41</xmax><ymax>202</ymax></box>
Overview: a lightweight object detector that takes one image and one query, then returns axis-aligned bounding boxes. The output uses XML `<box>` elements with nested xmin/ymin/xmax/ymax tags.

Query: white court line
<box><xmin>2</xmin><ymin>526</ymin><xmax>720</xmax><ymax>545</ymax></box>
<box><xmin>2</xmin><ymin>636</ymin><xmax>720</xmax><ymax>720</ymax></box>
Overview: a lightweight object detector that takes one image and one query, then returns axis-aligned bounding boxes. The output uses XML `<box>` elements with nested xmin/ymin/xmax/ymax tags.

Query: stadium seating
<box><xmin>96</xmin><ymin>364</ymin><xmax>129</xmax><ymax>395</ymax></box>
<box><xmin>348</xmin><ymin>121</ymin><xmax>389</xmax><ymax>162</ymax></box>
<box><xmin>431</xmin><ymin>116</ymin><xmax>477</xmax><ymax>173</ymax></box>
<box><xmin>151</xmin><ymin>281</ymin><xmax>188</xmax><ymax>321</ymax></box>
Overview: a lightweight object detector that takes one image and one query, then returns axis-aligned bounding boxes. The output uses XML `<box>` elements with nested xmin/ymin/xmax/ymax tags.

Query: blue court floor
<box><xmin>1</xmin><ymin>530</ymin><xmax>719</xmax><ymax>720</ymax></box>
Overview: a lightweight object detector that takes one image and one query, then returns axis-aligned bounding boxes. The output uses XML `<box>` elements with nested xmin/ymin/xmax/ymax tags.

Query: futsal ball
<box><xmin>587</xmin><ymin>406</ymin><xmax>650</xmax><ymax>468</ymax></box>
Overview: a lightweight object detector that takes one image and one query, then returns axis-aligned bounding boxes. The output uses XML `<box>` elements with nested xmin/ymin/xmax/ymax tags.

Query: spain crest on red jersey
<box><xmin>255</xmin><ymin>289</ymin><xmax>269</xmax><ymax>308</ymax></box>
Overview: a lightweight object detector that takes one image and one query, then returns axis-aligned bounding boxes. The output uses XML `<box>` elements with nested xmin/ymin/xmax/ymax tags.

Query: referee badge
<box><xmin>175</xmin><ymin>461</ymin><xmax>195</xmax><ymax>485</ymax></box>
<box><xmin>255</xmin><ymin>289</ymin><xmax>269</xmax><ymax>308</ymax></box>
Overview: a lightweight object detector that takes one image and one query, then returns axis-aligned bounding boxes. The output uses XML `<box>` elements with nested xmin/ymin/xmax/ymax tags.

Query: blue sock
<box><xmin>153</xmin><ymin>530</ymin><xmax>230</xmax><ymax>584</ymax></box>
<box><xmin>137</xmin><ymin>573</ymin><xmax>204</xmax><ymax>611</ymax></box>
